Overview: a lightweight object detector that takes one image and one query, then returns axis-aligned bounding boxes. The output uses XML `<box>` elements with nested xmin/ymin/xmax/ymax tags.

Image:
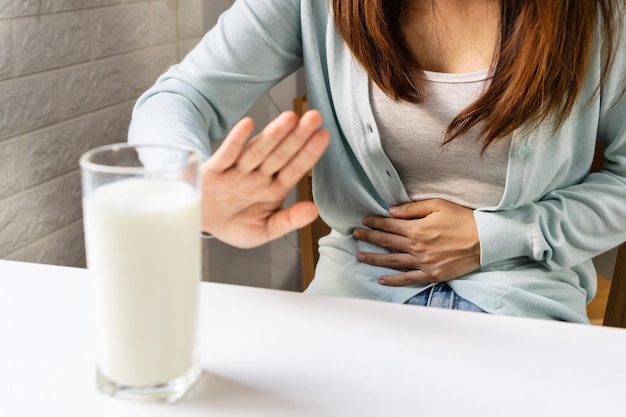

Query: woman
<box><xmin>129</xmin><ymin>0</ymin><xmax>626</xmax><ymax>322</ymax></box>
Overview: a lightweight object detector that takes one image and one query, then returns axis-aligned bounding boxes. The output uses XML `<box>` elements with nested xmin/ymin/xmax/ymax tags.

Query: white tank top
<box><xmin>370</xmin><ymin>68</ymin><xmax>511</xmax><ymax>209</ymax></box>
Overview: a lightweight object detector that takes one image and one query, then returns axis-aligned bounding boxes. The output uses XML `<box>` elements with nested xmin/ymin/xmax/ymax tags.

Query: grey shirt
<box><xmin>370</xmin><ymin>69</ymin><xmax>511</xmax><ymax>209</ymax></box>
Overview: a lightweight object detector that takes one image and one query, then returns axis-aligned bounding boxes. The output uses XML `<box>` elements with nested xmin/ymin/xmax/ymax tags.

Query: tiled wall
<box><xmin>0</xmin><ymin>0</ymin><xmax>203</xmax><ymax>267</ymax></box>
<box><xmin>0</xmin><ymin>0</ymin><xmax>305</xmax><ymax>291</ymax></box>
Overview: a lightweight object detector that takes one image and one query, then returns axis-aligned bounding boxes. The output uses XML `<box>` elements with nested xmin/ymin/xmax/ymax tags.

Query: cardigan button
<box><xmin>517</xmin><ymin>146</ymin><xmax>529</xmax><ymax>158</ymax></box>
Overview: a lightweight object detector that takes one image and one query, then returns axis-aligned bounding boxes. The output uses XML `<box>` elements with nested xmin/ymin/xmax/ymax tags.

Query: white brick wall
<box><xmin>0</xmin><ymin>0</ymin><xmax>200</xmax><ymax>267</ymax></box>
<box><xmin>0</xmin><ymin>0</ymin><xmax>307</xmax><ymax>291</ymax></box>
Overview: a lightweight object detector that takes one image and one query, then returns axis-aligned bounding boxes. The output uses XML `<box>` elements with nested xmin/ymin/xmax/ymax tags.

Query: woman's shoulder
<box><xmin>301</xmin><ymin>0</ymin><xmax>331</xmax><ymax>23</ymax></box>
<box><xmin>235</xmin><ymin>0</ymin><xmax>330</xmax><ymax>34</ymax></box>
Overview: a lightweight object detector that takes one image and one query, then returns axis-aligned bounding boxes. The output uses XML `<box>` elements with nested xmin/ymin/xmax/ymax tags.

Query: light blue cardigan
<box><xmin>129</xmin><ymin>0</ymin><xmax>626</xmax><ymax>322</ymax></box>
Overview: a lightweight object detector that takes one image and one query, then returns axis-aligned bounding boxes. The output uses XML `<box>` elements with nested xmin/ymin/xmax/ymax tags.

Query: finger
<box><xmin>258</xmin><ymin>110</ymin><xmax>325</xmax><ymax>176</ymax></box>
<box><xmin>353</xmin><ymin>227</ymin><xmax>410</xmax><ymax>251</ymax></box>
<box><xmin>235</xmin><ymin>111</ymin><xmax>299</xmax><ymax>173</ymax></box>
<box><xmin>357</xmin><ymin>251</ymin><xmax>419</xmax><ymax>270</ymax></box>
<box><xmin>378</xmin><ymin>270</ymin><xmax>438</xmax><ymax>286</ymax></box>
<box><xmin>275</xmin><ymin>128</ymin><xmax>330</xmax><ymax>189</ymax></box>
<box><xmin>361</xmin><ymin>216</ymin><xmax>416</xmax><ymax>237</ymax></box>
<box><xmin>264</xmin><ymin>201</ymin><xmax>320</xmax><ymax>241</ymax></box>
<box><xmin>208</xmin><ymin>117</ymin><xmax>255</xmax><ymax>172</ymax></box>
<box><xmin>389</xmin><ymin>199</ymin><xmax>442</xmax><ymax>219</ymax></box>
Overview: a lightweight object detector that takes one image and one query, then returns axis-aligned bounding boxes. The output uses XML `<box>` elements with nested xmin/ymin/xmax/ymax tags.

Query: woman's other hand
<box><xmin>201</xmin><ymin>110</ymin><xmax>330</xmax><ymax>248</ymax></box>
<box><xmin>353</xmin><ymin>199</ymin><xmax>481</xmax><ymax>285</ymax></box>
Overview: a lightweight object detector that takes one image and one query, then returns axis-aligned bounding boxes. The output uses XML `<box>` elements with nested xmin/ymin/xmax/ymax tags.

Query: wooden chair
<box><xmin>603</xmin><ymin>244</ymin><xmax>626</xmax><ymax>327</ymax></box>
<box><xmin>591</xmin><ymin>143</ymin><xmax>626</xmax><ymax>328</ymax></box>
<box><xmin>293</xmin><ymin>96</ymin><xmax>331</xmax><ymax>290</ymax></box>
<box><xmin>293</xmin><ymin>96</ymin><xmax>626</xmax><ymax>327</ymax></box>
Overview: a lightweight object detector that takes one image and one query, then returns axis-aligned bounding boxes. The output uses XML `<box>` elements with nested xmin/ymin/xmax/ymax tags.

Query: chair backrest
<box><xmin>603</xmin><ymin>243</ymin><xmax>626</xmax><ymax>327</ymax></box>
<box><xmin>591</xmin><ymin>143</ymin><xmax>626</xmax><ymax>328</ymax></box>
<box><xmin>293</xmin><ymin>96</ymin><xmax>331</xmax><ymax>290</ymax></box>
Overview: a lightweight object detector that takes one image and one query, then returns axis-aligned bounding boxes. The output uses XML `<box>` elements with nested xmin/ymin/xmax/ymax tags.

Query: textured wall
<box><xmin>0</xmin><ymin>0</ymin><xmax>203</xmax><ymax>267</ymax></box>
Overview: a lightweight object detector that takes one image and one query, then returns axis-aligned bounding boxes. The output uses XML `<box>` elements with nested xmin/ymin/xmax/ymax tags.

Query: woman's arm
<box><xmin>128</xmin><ymin>0</ymin><xmax>304</xmax><ymax>156</ymax></box>
<box><xmin>353</xmin><ymin>15</ymin><xmax>626</xmax><ymax>282</ymax></box>
<box><xmin>128</xmin><ymin>0</ymin><xmax>333</xmax><ymax>248</ymax></box>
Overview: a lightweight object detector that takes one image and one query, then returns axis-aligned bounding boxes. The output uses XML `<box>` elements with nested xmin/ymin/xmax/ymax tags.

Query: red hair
<box><xmin>332</xmin><ymin>0</ymin><xmax>621</xmax><ymax>148</ymax></box>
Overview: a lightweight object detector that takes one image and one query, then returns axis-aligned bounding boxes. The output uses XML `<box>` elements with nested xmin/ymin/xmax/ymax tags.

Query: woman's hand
<box><xmin>200</xmin><ymin>110</ymin><xmax>330</xmax><ymax>248</ymax></box>
<box><xmin>352</xmin><ymin>199</ymin><xmax>481</xmax><ymax>285</ymax></box>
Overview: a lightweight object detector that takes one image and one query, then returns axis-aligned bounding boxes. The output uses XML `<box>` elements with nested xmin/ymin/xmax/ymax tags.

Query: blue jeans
<box><xmin>405</xmin><ymin>283</ymin><xmax>485</xmax><ymax>312</ymax></box>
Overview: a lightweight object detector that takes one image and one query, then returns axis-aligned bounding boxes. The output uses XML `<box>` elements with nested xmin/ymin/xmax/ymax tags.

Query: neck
<box><xmin>403</xmin><ymin>0</ymin><xmax>500</xmax><ymax>73</ymax></box>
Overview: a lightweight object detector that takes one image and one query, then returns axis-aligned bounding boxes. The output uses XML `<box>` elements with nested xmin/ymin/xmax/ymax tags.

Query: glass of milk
<box><xmin>80</xmin><ymin>143</ymin><xmax>202</xmax><ymax>403</ymax></box>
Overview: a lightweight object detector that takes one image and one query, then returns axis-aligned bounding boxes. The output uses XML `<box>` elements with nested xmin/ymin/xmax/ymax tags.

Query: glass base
<box><xmin>96</xmin><ymin>363</ymin><xmax>202</xmax><ymax>403</ymax></box>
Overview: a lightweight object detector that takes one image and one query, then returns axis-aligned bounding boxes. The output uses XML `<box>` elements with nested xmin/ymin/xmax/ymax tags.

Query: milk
<box><xmin>83</xmin><ymin>178</ymin><xmax>201</xmax><ymax>387</ymax></box>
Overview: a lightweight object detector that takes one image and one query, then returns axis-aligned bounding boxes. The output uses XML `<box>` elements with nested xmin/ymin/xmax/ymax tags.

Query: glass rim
<box><xmin>79</xmin><ymin>142</ymin><xmax>201</xmax><ymax>175</ymax></box>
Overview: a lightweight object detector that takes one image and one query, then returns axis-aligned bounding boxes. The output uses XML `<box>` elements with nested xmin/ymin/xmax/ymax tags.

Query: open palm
<box><xmin>200</xmin><ymin>110</ymin><xmax>330</xmax><ymax>248</ymax></box>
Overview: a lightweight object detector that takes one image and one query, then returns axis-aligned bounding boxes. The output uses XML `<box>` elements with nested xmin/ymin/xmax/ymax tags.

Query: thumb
<box><xmin>265</xmin><ymin>201</ymin><xmax>320</xmax><ymax>241</ymax></box>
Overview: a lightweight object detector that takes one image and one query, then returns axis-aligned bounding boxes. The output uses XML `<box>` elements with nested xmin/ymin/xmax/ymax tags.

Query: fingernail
<box><xmin>353</xmin><ymin>230</ymin><xmax>360</xmax><ymax>239</ymax></box>
<box><xmin>378</xmin><ymin>278</ymin><xmax>386</xmax><ymax>285</ymax></box>
<box><xmin>357</xmin><ymin>253</ymin><xmax>365</xmax><ymax>261</ymax></box>
<box><xmin>389</xmin><ymin>206</ymin><xmax>399</xmax><ymax>215</ymax></box>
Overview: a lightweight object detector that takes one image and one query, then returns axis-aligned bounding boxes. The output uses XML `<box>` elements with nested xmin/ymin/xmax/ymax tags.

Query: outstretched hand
<box><xmin>200</xmin><ymin>110</ymin><xmax>330</xmax><ymax>248</ymax></box>
<box><xmin>352</xmin><ymin>199</ymin><xmax>481</xmax><ymax>285</ymax></box>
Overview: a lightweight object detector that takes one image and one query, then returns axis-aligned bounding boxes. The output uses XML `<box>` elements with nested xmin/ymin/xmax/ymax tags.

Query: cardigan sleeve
<box><xmin>474</xmin><ymin>19</ymin><xmax>626</xmax><ymax>270</ymax></box>
<box><xmin>128</xmin><ymin>0</ymin><xmax>303</xmax><ymax>157</ymax></box>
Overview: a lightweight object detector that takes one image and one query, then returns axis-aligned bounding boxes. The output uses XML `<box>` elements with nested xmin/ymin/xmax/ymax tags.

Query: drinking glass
<box><xmin>80</xmin><ymin>143</ymin><xmax>202</xmax><ymax>402</ymax></box>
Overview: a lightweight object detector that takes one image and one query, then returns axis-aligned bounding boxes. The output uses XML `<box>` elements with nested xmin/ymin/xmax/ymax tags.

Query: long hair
<box><xmin>332</xmin><ymin>0</ymin><xmax>621</xmax><ymax>149</ymax></box>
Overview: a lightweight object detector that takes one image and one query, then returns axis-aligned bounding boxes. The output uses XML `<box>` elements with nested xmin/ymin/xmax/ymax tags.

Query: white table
<box><xmin>1</xmin><ymin>260</ymin><xmax>625</xmax><ymax>416</ymax></box>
